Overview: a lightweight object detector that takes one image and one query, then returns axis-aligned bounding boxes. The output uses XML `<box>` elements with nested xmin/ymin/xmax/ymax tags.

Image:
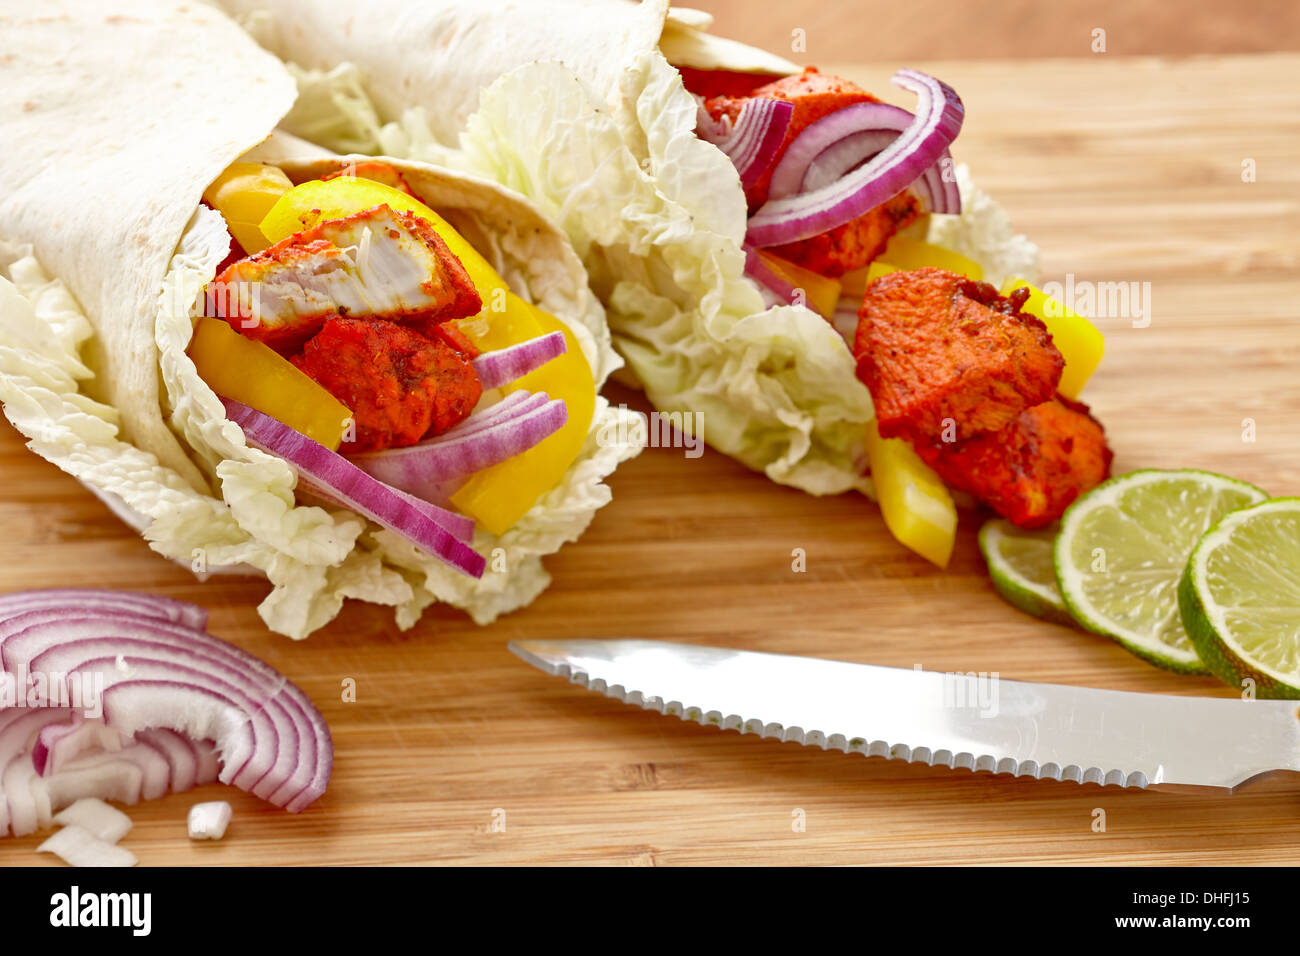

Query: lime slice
<box><xmin>978</xmin><ymin>519</ymin><xmax>1076</xmax><ymax>627</ymax></box>
<box><xmin>1054</xmin><ymin>469</ymin><xmax>1267</xmax><ymax>672</ymax></box>
<box><xmin>1179</xmin><ymin>498</ymin><xmax>1300</xmax><ymax>698</ymax></box>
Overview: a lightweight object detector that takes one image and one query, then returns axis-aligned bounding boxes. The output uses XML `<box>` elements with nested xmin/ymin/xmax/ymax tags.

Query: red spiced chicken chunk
<box><xmin>208</xmin><ymin>204</ymin><xmax>481</xmax><ymax>351</ymax></box>
<box><xmin>916</xmin><ymin>396</ymin><xmax>1114</xmax><ymax>529</ymax></box>
<box><xmin>706</xmin><ymin>67</ymin><xmax>923</xmax><ymax>275</ymax></box>
<box><xmin>292</xmin><ymin>317</ymin><xmax>482</xmax><ymax>453</ymax></box>
<box><xmin>854</xmin><ymin>268</ymin><xmax>1063</xmax><ymax>444</ymax></box>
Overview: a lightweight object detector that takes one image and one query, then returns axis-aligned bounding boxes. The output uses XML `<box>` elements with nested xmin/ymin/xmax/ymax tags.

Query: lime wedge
<box><xmin>1054</xmin><ymin>469</ymin><xmax>1267</xmax><ymax>672</ymax></box>
<box><xmin>1179</xmin><ymin>498</ymin><xmax>1300</xmax><ymax>698</ymax></box>
<box><xmin>978</xmin><ymin>519</ymin><xmax>1076</xmax><ymax>627</ymax></box>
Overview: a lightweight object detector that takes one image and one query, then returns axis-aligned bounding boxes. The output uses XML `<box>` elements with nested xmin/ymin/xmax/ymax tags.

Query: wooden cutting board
<box><xmin>2</xmin><ymin>53</ymin><xmax>1298</xmax><ymax>866</ymax></box>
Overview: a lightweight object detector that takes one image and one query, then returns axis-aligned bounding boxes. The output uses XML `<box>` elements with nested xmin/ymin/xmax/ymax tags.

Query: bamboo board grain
<box><xmin>1</xmin><ymin>53</ymin><xmax>1298</xmax><ymax>866</ymax></box>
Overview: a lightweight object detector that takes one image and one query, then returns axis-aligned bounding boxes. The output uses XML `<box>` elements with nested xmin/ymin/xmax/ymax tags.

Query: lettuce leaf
<box><xmin>431</xmin><ymin>56</ymin><xmax>876</xmax><ymax>496</ymax></box>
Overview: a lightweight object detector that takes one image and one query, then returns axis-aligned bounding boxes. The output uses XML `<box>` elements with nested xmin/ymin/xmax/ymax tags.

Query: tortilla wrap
<box><xmin>215</xmin><ymin>0</ymin><xmax>1039</xmax><ymax>498</ymax></box>
<box><xmin>0</xmin><ymin>0</ymin><xmax>642</xmax><ymax>638</ymax></box>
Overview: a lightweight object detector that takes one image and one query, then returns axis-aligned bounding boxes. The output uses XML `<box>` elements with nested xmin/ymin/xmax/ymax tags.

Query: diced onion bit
<box><xmin>222</xmin><ymin>398</ymin><xmax>486</xmax><ymax>578</ymax></box>
<box><xmin>697</xmin><ymin>97</ymin><xmax>795</xmax><ymax>190</ymax></box>
<box><xmin>188</xmin><ymin>800</ymin><xmax>233</xmax><ymax>840</ymax></box>
<box><xmin>0</xmin><ymin>593</ymin><xmax>333</xmax><ymax>838</ymax></box>
<box><xmin>747</xmin><ymin>69</ymin><xmax>964</xmax><ymax>247</ymax></box>
<box><xmin>37</xmin><ymin>824</ymin><xmax>137</xmax><ymax>868</ymax></box>
<box><xmin>51</xmin><ymin>797</ymin><xmax>133</xmax><ymax>844</ymax></box>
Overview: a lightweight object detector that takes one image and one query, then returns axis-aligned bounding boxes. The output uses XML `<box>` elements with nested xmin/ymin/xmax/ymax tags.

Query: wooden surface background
<box><xmin>1</xmin><ymin>51</ymin><xmax>1298</xmax><ymax>865</ymax></box>
<box><xmin>691</xmin><ymin>0</ymin><xmax>1300</xmax><ymax>61</ymax></box>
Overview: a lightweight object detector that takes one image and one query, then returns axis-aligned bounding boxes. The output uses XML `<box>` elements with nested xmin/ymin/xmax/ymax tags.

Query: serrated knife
<box><xmin>508</xmin><ymin>639</ymin><xmax>1300</xmax><ymax>791</ymax></box>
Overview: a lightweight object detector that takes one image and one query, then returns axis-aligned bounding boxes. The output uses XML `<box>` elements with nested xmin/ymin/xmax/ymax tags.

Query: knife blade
<box><xmin>509</xmin><ymin>639</ymin><xmax>1300</xmax><ymax>791</ymax></box>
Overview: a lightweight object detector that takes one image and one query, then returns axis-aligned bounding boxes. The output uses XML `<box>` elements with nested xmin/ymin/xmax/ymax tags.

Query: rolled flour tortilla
<box><xmin>216</xmin><ymin>0</ymin><xmax>1040</xmax><ymax>499</ymax></box>
<box><xmin>0</xmin><ymin>0</ymin><xmax>642</xmax><ymax>638</ymax></box>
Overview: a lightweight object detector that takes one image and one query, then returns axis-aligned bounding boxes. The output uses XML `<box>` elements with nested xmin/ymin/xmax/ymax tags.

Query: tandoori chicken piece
<box><xmin>207</xmin><ymin>204</ymin><xmax>482</xmax><ymax>351</ymax></box>
<box><xmin>854</xmin><ymin>268</ymin><xmax>1064</xmax><ymax>444</ymax></box>
<box><xmin>916</xmin><ymin>395</ymin><xmax>1113</xmax><ymax>528</ymax></box>
<box><xmin>768</xmin><ymin>192</ymin><xmax>922</xmax><ymax>278</ymax></box>
<box><xmin>322</xmin><ymin>160</ymin><xmax>417</xmax><ymax>196</ymax></box>
<box><xmin>291</xmin><ymin>317</ymin><xmax>482</xmax><ymax>452</ymax></box>
<box><xmin>680</xmin><ymin>66</ymin><xmax>776</xmax><ymax>100</ymax></box>
<box><xmin>421</xmin><ymin>320</ymin><xmax>480</xmax><ymax>359</ymax></box>
<box><xmin>706</xmin><ymin>68</ymin><xmax>924</xmax><ymax>275</ymax></box>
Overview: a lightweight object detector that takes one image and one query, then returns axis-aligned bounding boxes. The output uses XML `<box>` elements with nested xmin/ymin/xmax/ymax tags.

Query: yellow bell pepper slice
<box><xmin>842</xmin><ymin>237</ymin><xmax>984</xmax><ymax>299</ymax></box>
<box><xmin>259</xmin><ymin>172</ymin><xmax>596</xmax><ymax>534</ymax></box>
<box><xmin>753</xmin><ymin>250</ymin><xmax>843</xmax><ymax>319</ymax></box>
<box><xmin>449</xmin><ymin>296</ymin><xmax>596</xmax><ymax>535</ymax></box>
<box><xmin>203</xmin><ymin>162</ymin><xmax>293</xmax><ymax>255</ymax></box>
<box><xmin>865</xmin><ymin>418</ymin><xmax>957</xmax><ymax>568</ymax></box>
<box><xmin>188</xmin><ymin>316</ymin><xmax>352</xmax><ymax>450</ymax></box>
<box><xmin>999</xmin><ymin>279</ymin><xmax>1104</xmax><ymax>400</ymax></box>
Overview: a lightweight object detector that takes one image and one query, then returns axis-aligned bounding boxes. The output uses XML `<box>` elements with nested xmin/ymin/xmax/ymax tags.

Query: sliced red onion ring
<box><xmin>742</xmin><ymin>244</ymin><xmax>800</xmax><ymax>309</ymax></box>
<box><xmin>435</xmin><ymin>390</ymin><xmax>549</xmax><ymax>444</ymax></box>
<box><xmin>32</xmin><ymin>715</ymin><xmax>121</xmax><ymax>776</ymax></box>
<box><xmin>135</xmin><ymin>727</ymin><xmax>204</xmax><ymax>793</ymax></box>
<box><xmin>698</xmin><ymin>96</ymin><xmax>795</xmax><ymax>190</ymax></box>
<box><xmin>471</xmin><ymin>331</ymin><xmax>566</xmax><ymax>391</ymax></box>
<box><xmin>38</xmin><ymin>756</ymin><xmax>144</xmax><ymax>825</ymax></box>
<box><xmin>0</xmin><ymin>708</ymin><xmax>75</xmax><ymax>835</ymax></box>
<box><xmin>10</xmin><ymin>618</ymin><xmax>318</xmax><ymax>807</ymax></box>
<box><xmin>223</xmin><ymin>398</ymin><xmax>485</xmax><ymax>578</ymax></box>
<box><xmin>353</xmin><ymin>397</ymin><xmax>567</xmax><ymax>500</ymax></box>
<box><xmin>747</xmin><ymin>69</ymin><xmax>964</xmax><ymax>247</ymax></box>
<box><xmin>796</xmin><ymin>113</ymin><xmax>960</xmax><ymax>215</ymax></box>
<box><xmin>0</xmin><ymin>600</ymin><xmax>334</xmax><ymax>834</ymax></box>
<box><xmin>380</xmin><ymin>487</ymin><xmax>473</xmax><ymax>543</ymax></box>
<box><xmin>0</xmin><ymin>589</ymin><xmax>206</xmax><ymax>630</ymax></box>
<box><xmin>798</xmin><ymin>128</ymin><xmax>901</xmax><ymax>193</ymax></box>
<box><xmin>767</xmin><ymin>102</ymin><xmax>914</xmax><ymax>200</ymax></box>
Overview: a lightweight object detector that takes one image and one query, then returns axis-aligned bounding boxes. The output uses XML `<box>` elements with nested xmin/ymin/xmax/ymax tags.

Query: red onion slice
<box><xmin>0</xmin><ymin>708</ymin><xmax>76</xmax><ymax>835</ymax></box>
<box><xmin>800</xmin><ymin>127</ymin><xmax>903</xmax><ymax>193</ymax></box>
<box><xmin>742</xmin><ymin>244</ymin><xmax>800</xmax><ymax>309</ymax></box>
<box><xmin>1</xmin><ymin>610</ymin><xmax>284</xmax><ymax>696</ymax></box>
<box><xmin>32</xmin><ymin>715</ymin><xmax>121</xmax><ymax>776</ymax></box>
<box><xmin>798</xmin><ymin>116</ymin><xmax>959</xmax><ymax>217</ymax></box>
<box><xmin>471</xmin><ymin>331</ymin><xmax>566</xmax><ymax>391</ymax></box>
<box><xmin>135</xmin><ymin>727</ymin><xmax>201</xmax><ymax>793</ymax></box>
<box><xmin>0</xmin><ymin>590</ymin><xmax>206</xmax><ymax>630</ymax></box>
<box><xmin>767</xmin><ymin>102</ymin><xmax>914</xmax><ymax>200</ymax></box>
<box><xmin>223</xmin><ymin>398</ymin><xmax>485</xmax><ymax>578</ymax></box>
<box><xmin>352</xmin><ymin>397</ymin><xmax>567</xmax><ymax>500</ymax></box>
<box><xmin>432</xmin><ymin>390</ymin><xmax>550</xmax><ymax>444</ymax></box>
<box><xmin>11</xmin><ymin>616</ymin><xmax>316</xmax><ymax>802</ymax></box>
<box><xmin>747</xmin><ymin>69</ymin><xmax>964</xmax><ymax>247</ymax></box>
<box><xmin>698</xmin><ymin>96</ymin><xmax>795</xmax><ymax>189</ymax></box>
<box><xmin>39</xmin><ymin>758</ymin><xmax>143</xmax><ymax>826</ymax></box>
<box><xmin>15</xmin><ymin>623</ymin><xmax>313</xmax><ymax>806</ymax></box>
<box><xmin>0</xmin><ymin>600</ymin><xmax>333</xmax><ymax>833</ymax></box>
